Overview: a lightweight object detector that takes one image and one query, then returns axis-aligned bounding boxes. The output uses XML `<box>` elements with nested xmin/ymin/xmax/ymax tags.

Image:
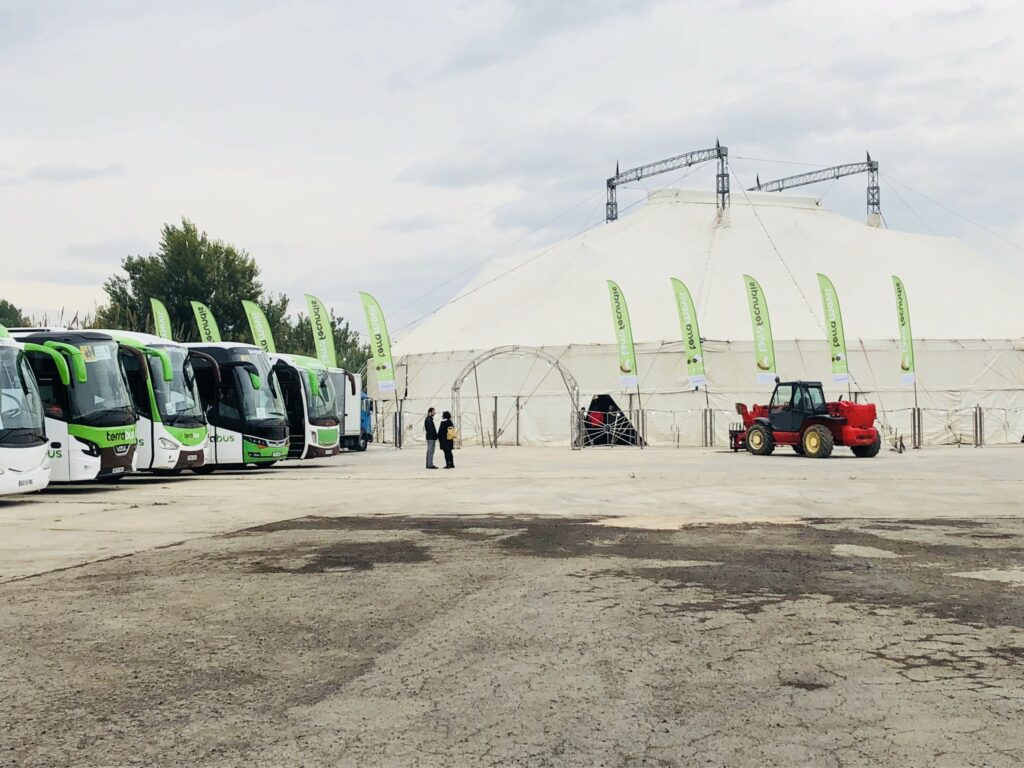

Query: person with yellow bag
<box><xmin>438</xmin><ymin>410</ymin><xmax>457</xmax><ymax>469</ymax></box>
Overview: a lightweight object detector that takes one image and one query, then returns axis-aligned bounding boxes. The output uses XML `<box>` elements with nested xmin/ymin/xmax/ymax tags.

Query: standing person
<box><xmin>438</xmin><ymin>411</ymin><xmax>456</xmax><ymax>469</ymax></box>
<box><xmin>424</xmin><ymin>407</ymin><xmax>439</xmax><ymax>469</ymax></box>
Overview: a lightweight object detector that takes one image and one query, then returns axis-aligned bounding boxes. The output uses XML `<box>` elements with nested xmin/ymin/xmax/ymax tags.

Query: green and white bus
<box><xmin>186</xmin><ymin>342</ymin><xmax>289</xmax><ymax>470</ymax></box>
<box><xmin>0</xmin><ymin>326</ymin><xmax>52</xmax><ymax>495</ymax></box>
<box><xmin>270</xmin><ymin>353</ymin><xmax>340</xmax><ymax>459</ymax></box>
<box><xmin>96</xmin><ymin>330</ymin><xmax>212</xmax><ymax>474</ymax></box>
<box><xmin>13</xmin><ymin>329</ymin><xmax>138</xmax><ymax>482</ymax></box>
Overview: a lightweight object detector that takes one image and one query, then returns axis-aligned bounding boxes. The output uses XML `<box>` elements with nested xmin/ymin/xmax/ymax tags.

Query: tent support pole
<box><xmin>913</xmin><ymin>381</ymin><xmax>921</xmax><ymax>450</ymax></box>
<box><xmin>516</xmin><ymin>396</ymin><xmax>520</xmax><ymax>447</ymax></box>
<box><xmin>393</xmin><ymin>392</ymin><xmax>401</xmax><ymax>449</ymax></box>
<box><xmin>473</xmin><ymin>363</ymin><xmax>485</xmax><ymax>448</ymax></box>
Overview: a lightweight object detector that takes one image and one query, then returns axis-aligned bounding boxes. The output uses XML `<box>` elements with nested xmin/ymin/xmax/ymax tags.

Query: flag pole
<box><xmin>393</xmin><ymin>390</ymin><xmax>401</xmax><ymax>450</ymax></box>
<box><xmin>635</xmin><ymin>381</ymin><xmax>644</xmax><ymax>450</ymax></box>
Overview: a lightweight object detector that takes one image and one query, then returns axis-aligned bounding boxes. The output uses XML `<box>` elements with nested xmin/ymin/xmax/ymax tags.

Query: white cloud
<box><xmin>1</xmin><ymin>0</ymin><xmax>1022</xmax><ymax>330</ymax></box>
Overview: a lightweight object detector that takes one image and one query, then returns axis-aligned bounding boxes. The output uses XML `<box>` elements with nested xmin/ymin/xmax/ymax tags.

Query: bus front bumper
<box><xmin>172</xmin><ymin>449</ymin><xmax>205</xmax><ymax>470</ymax></box>
<box><xmin>0</xmin><ymin>465</ymin><xmax>50</xmax><ymax>496</ymax></box>
<box><xmin>303</xmin><ymin>444</ymin><xmax>340</xmax><ymax>459</ymax></box>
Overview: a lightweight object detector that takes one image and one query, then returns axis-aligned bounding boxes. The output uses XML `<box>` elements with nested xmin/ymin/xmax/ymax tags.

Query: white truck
<box><xmin>328</xmin><ymin>368</ymin><xmax>372</xmax><ymax>451</ymax></box>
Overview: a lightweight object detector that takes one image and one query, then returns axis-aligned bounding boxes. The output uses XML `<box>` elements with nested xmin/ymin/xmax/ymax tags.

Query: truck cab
<box><xmin>764</xmin><ymin>381</ymin><xmax>829</xmax><ymax>433</ymax></box>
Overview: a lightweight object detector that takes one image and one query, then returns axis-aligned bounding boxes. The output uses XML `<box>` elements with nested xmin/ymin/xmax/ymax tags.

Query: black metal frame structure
<box><xmin>749</xmin><ymin>153</ymin><xmax>880</xmax><ymax>220</ymax></box>
<box><xmin>606</xmin><ymin>142</ymin><xmax>729</xmax><ymax>222</ymax></box>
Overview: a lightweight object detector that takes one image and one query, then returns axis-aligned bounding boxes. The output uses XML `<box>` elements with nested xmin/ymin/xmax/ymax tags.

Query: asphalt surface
<box><xmin>3</xmin><ymin>497</ymin><xmax>1024</xmax><ymax>766</ymax></box>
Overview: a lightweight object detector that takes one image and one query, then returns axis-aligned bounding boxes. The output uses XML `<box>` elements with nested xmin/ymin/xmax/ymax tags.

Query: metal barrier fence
<box><xmin>375</xmin><ymin>399</ymin><xmax>1024</xmax><ymax>450</ymax></box>
<box><xmin>582</xmin><ymin>405</ymin><xmax>1024</xmax><ymax>450</ymax></box>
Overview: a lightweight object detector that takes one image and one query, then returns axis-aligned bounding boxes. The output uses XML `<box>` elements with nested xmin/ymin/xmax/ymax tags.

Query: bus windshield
<box><xmin>148</xmin><ymin>347</ymin><xmax>205</xmax><ymax>428</ymax></box>
<box><xmin>69</xmin><ymin>341</ymin><xmax>135</xmax><ymax>426</ymax></box>
<box><xmin>303</xmin><ymin>369</ymin><xmax>338</xmax><ymax>423</ymax></box>
<box><xmin>329</xmin><ymin>371</ymin><xmax>349</xmax><ymax>415</ymax></box>
<box><xmin>0</xmin><ymin>347</ymin><xmax>46</xmax><ymax>446</ymax></box>
<box><xmin>232</xmin><ymin>352</ymin><xmax>286</xmax><ymax>423</ymax></box>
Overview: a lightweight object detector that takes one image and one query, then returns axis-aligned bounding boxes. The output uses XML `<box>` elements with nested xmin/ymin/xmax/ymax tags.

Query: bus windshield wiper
<box><xmin>163</xmin><ymin>412</ymin><xmax>202</xmax><ymax>427</ymax></box>
<box><xmin>0</xmin><ymin>428</ymin><xmax>47</xmax><ymax>443</ymax></box>
<box><xmin>76</xmin><ymin>406</ymin><xmax>136</xmax><ymax>426</ymax></box>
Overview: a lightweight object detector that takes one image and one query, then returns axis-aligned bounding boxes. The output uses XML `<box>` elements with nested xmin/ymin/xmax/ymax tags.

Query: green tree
<box><xmin>0</xmin><ymin>299</ymin><xmax>29</xmax><ymax>328</ymax></box>
<box><xmin>281</xmin><ymin>311</ymin><xmax>370</xmax><ymax>372</ymax></box>
<box><xmin>96</xmin><ymin>218</ymin><xmax>279</xmax><ymax>341</ymax></box>
<box><xmin>95</xmin><ymin>218</ymin><xmax>367</xmax><ymax>367</ymax></box>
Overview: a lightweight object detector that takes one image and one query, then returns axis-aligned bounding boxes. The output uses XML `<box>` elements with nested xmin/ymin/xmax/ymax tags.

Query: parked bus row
<box><xmin>0</xmin><ymin>324</ymin><xmax>373</xmax><ymax>497</ymax></box>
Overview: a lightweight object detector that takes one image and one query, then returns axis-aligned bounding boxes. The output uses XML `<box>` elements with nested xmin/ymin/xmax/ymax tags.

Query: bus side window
<box><xmin>27</xmin><ymin>352</ymin><xmax>70</xmax><ymax>421</ymax></box>
<box><xmin>217</xmin><ymin>371</ymin><xmax>241</xmax><ymax>421</ymax></box>
<box><xmin>119</xmin><ymin>352</ymin><xmax>151</xmax><ymax>415</ymax></box>
<box><xmin>189</xmin><ymin>357</ymin><xmax>218</xmax><ymax>406</ymax></box>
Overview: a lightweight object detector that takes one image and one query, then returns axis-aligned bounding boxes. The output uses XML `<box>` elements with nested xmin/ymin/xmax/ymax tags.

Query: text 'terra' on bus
<box><xmin>99</xmin><ymin>330</ymin><xmax>213</xmax><ymax>475</ymax></box>
<box><xmin>13</xmin><ymin>329</ymin><xmax>138</xmax><ymax>482</ymax></box>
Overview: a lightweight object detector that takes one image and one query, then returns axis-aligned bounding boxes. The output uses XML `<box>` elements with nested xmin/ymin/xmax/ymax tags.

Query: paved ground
<box><xmin>1</xmin><ymin>446</ymin><xmax>1023</xmax><ymax>766</ymax></box>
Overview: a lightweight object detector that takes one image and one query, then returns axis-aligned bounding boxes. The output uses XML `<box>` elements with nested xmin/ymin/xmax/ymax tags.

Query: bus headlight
<box><xmin>158</xmin><ymin>437</ymin><xmax>179</xmax><ymax>450</ymax></box>
<box><xmin>74</xmin><ymin>437</ymin><xmax>101</xmax><ymax>457</ymax></box>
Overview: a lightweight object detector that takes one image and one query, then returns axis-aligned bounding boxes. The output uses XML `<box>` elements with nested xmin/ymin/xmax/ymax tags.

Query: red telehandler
<box><xmin>730</xmin><ymin>380</ymin><xmax>881</xmax><ymax>459</ymax></box>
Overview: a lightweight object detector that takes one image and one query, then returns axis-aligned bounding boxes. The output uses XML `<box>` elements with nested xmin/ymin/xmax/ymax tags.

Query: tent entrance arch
<box><xmin>451</xmin><ymin>346</ymin><xmax>581</xmax><ymax>448</ymax></box>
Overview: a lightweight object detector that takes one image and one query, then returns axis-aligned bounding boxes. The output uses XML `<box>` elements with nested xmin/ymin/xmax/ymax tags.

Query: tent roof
<box><xmin>395</xmin><ymin>188</ymin><xmax>1024</xmax><ymax>356</ymax></box>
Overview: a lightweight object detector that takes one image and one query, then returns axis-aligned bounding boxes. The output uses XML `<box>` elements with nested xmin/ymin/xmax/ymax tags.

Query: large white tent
<box><xmin>384</xmin><ymin>189</ymin><xmax>1024</xmax><ymax>448</ymax></box>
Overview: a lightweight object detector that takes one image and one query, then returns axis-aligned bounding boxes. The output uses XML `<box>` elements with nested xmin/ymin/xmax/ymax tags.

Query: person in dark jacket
<box><xmin>424</xmin><ymin>407</ymin><xmax>438</xmax><ymax>469</ymax></box>
<box><xmin>437</xmin><ymin>411</ymin><xmax>456</xmax><ymax>469</ymax></box>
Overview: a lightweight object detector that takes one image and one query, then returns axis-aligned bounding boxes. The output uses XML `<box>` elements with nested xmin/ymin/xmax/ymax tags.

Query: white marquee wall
<box><xmin>377</xmin><ymin>339</ymin><xmax>1024</xmax><ymax>448</ymax></box>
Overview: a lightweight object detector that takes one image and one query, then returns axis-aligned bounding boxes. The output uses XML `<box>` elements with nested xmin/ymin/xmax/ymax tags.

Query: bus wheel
<box><xmin>357</xmin><ymin>437</ymin><xmax>368</xmax><ymax>452</ymax></box>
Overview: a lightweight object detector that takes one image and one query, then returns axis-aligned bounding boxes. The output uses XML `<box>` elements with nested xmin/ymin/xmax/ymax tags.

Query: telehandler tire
<box><xmin>747</xmin><ymin>424</ymin><xmax>775</xmax><ymax>456</ymax></box>
<box><xmin>802</xmin><ymin>425</ymin><xmax>834</xmax><ymax>458</ymax></box>
<box><xmin>851</xmin><ymin>436</ymin><xmax>882</xmax><ymax>458</ymax></box>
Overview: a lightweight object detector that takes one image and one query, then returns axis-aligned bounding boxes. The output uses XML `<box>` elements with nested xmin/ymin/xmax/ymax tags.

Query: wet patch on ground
<box><xmin>225</xmin><ymin>514</ymin><xmax>1024</xmax><ymax>629</ymax></box>
<box><xmin>249</xmin><ymin>540</ymin><xmax>430</xmax><ymax>574</ymax></box>
<box><xmin>5</xmin><ymin>512</ymin><xmax>1024</xmax><ymax>767</ymax></box>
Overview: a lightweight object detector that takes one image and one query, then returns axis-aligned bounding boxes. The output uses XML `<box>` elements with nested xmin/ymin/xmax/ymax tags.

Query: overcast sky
<box><xmin>2</xmin><ymin>0</ymin><xmax>1022</xmax><ymax>335</ymax></box>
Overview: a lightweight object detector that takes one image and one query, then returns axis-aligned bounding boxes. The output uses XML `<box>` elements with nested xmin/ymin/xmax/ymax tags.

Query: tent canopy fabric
<box><xmin>396</xmin><ymin>189</ymin><xmax>1024</xmax><ymax>356</ymax></box>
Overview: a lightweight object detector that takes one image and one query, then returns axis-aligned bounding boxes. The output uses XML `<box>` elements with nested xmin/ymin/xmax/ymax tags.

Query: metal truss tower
<box><xmin>750</xmin><ymin>153</ymin><xmax>881</xmax><ymax>225</ymax></box>
<box><xmin>606</xmin><ymin>142</ymin><xmax>729</xmax><ymax>222</ymax></box>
